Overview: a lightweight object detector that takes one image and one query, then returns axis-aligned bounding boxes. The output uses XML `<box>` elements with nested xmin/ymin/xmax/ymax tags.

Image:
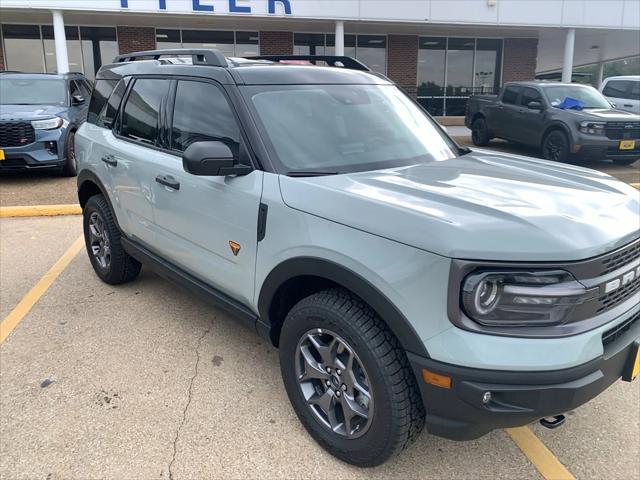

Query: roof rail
<box><xmin>113</xmin><ymin>49</ymin><xmax>228</xmax><ymax>67</ymax></box>
<box><xmin>246</xmin><ymin>55</ymin><xmax>371</xmax><ymax>72</ymax></box>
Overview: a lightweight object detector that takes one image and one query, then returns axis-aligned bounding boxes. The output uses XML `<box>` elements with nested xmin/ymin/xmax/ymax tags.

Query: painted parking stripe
<box><xmin>631</xmin><ymin>183</ymin><xmax>640</xmax><ymax>189</ymax></box>
<box><xmin>0</xmin><ymin>235</ymin><xmax>84</xmax><ymax>344</ymax></box>
<box><xmin>0</xmin><ymin>204</ymin><xmax>82</xmax><ymax>218</ymax></box>
<box><xmin>506</xmin><ymin>427</ymin><xmax>575</xmax><ymax>480</ymax></box>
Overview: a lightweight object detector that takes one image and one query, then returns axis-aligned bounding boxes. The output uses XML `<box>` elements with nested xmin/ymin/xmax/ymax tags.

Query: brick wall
<box><xmin>502</xmin><ymin>38</ymin><xmax>538</xmax><ymax>83</ymax></box>
<box><xmin>387</xmin><ymin>35</ymin><xmax>418</xmax><ymax>97</ymax></box>
<box><xmin>259</xmin><ymin>31</ymin><xmax>293</xmax><ymax>55</ymax></box>
<box><xmin>117</xmin><ymin>26</ymin><xmax>156</xmax><ymax>55</ymax></box>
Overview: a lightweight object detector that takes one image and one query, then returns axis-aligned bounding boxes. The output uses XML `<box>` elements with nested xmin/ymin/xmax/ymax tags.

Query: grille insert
<box><xmin>605</xmin><ymin>122</ymin><xmax>640</xmax><ymax>140</ymax></box>
<box><xmin>602</xmin><ymin>311</ymin><xmax>639</xmax><ymax>346</ymax></box>
<box><xmin>599</xmin><ymin>241</ymin><xmax>640</xmax><ymax>276</ymax></box>
<box><xmin>597</xmin><ymin>276</ymin><xmax>640</xmax><ymax>313</ymax></box>
<box><xmin>0</xmin><ymin>122</ymin><xmax>36</xmax><ymax>148</ymax></box>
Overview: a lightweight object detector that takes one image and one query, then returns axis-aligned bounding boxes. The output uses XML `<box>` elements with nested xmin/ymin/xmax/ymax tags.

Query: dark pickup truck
<box><xmin>465</xmin><ymin>81</ymin><xmax>640</xmax><ymax>165</ymax></box>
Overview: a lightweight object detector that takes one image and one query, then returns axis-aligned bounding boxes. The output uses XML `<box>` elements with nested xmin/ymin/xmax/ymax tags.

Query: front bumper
<box><xmin>573</xmin><ymin>134</ymin><xmax>640</xmax><ymax>161</ymax></box>
<box><xmin>408</xmin><ymin>310</ymin><xmax>639</xmax><ymax>441</ymax></box>
<box><xmin>0</xmin><ymin>127</ymin><xmax>66</xmax><ymax>171</ymax></box>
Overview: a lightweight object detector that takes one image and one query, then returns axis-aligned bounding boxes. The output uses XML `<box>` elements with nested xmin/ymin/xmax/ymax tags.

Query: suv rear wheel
<box><xmin>83</xmin><ymin>194</ymin><xmax>141</xmax><ymax>284</ymax></box>
<box><xmin>279</xmin><ymin>288</ymin><xmax>424</xmax><ymax>467</ymax></box>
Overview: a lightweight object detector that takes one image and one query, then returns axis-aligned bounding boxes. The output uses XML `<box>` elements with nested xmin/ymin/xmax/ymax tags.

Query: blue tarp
<box><xmin>555</xmin><ymin>96</ymin><xmax>585</xmax><ymax>110</ymax></box>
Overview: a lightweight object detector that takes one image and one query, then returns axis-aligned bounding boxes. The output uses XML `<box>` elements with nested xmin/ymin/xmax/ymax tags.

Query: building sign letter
<box><xmin>229</xmin><ymin>0</ymin><xmax>251</xmax><ymax>13</ymax></box>
<box><xmin>192</xmin><ymin>0</ymin><xmax>214</xmax><ymax>12</ymax></box>
<box><xmin>268</xmin><ymin>0</ymin><xmax>291</xmax><ymax>15</ymax></box>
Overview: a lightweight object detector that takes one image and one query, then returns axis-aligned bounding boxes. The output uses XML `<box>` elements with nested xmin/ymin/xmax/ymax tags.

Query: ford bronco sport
<box><xmin>75</xmin><ymin>49</ymin><xmax>640</xmax><ymax>467</ymax></box>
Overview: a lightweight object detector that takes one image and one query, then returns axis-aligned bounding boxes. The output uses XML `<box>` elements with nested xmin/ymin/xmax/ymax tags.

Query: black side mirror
<box><xmin>527</xmin><ymin>101</ymin><xmax>544</xmax><ymax>111</ymax></box>
<box><xmin>182</xmin><ymin>141</ymin><xmax>251</xmax><ymax>176</ymax></box>
<box><xmin>72</xmin><ymin>95</ymin><xmax>85</xmax><ymax>105</ymax></box>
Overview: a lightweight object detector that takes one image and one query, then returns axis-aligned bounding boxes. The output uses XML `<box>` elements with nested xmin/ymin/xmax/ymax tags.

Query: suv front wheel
<box><xmin>279</xmin><ymin>288</ymin><xmax>424</xmax><ymax>467</ymax></box>
<box><xmin>83</xmin><ymin>194</ymin><xmax>141</xmax><ymax>284</ymax></box>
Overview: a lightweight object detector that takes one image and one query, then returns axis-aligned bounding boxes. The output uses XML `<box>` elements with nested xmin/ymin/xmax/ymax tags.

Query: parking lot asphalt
<box><xmin>1</xmin><ymin>214</ymin><xmax>639</xmax><ymax>479</ymax></box>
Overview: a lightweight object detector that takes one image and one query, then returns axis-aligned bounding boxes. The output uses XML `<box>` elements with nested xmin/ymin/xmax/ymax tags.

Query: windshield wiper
<box><xmin>286</xmin><ymin>171</ymin><xmax>339</xmax><ymax>177</ymax></box>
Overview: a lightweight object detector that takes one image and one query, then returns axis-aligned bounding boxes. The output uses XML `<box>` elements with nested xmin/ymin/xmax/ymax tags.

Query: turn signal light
<box><xmin>422</xmin><ymin>369</ymin><xmax>452</xmax><ymax>389</ymax></box>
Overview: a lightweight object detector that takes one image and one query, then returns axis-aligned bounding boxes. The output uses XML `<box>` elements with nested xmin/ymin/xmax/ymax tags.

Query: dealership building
<box><xmin>0</xmin><ymin>0</ymin><xmax>638</xmax><ymax>116</ymax></box>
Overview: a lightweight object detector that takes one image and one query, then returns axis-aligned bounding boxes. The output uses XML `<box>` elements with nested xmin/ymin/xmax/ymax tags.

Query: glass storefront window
<box><xmin>42</xmin><ymin>26</ymin><xmax>84</xmax><ymax>74</ymax></box>
<box><xmin>294</xmin><ymin>33</ymin><xmax>326</xmax><ymax>56</ymax></box>
<box><xmin>156</xmin><ymin>29</ymin><xmax>182</xmax><ymax>49</ymax></box>
<box><xmin>80</xmin><ymin>27</ymin><xmax>117</xmax><ymax>80</ymax></box>
<box><xmin>418</xmin><ymin>36</ymin><xmax>503</xmax><ymax>116</ymax></box>
<box><xmin>181</xmin><ymin>30</ymin><xmax>235</xmax><ymax>57</ymax></box>
<box><xmin>298</xmin><ymin>34</ymin><xmax>385</xmax><ymax>73</ymax></box>
<box><xmin>235</xmin><ymin>31</ymin><xmax>259</xmax><ymax>57</ymax></box>
<box><xmin>356</xmin><ymin>35</ymin><xmax>386</xmax><ymax>74</ymax></box>
<box><xmin>325</xmin><ymin>34</ymin><xmax>356</xmax><ymax>58</ymax></box>
<box><xmin>2</xmin><ymin>25</ymin><xmax>44</xmax><ymax>73</ymax></box>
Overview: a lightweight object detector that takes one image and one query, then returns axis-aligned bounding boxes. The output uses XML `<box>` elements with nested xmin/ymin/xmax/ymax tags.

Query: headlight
<box><xmin>579</xmin><ymin>121</ymin><xmax>606</xmax><ymax>135</ymax></box>
<box><xmin>461</xmin><ymin>270</ymin><xmax>597</xmax><ymax>327</ymax></box>
<box><xmin>31</xmin><ymin>117</ymin><xmax>64</xmax><ymax>130</ymax></box>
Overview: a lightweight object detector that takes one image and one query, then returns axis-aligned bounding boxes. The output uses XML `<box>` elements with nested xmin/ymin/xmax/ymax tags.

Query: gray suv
<box><xmin>0</xmin><ymin>72</ymin><xmax>92</xmax><ymax>175</ymax></box>
<box><xmin>75</xmin><ymin>49</ymin><xmax>640</xmax><ymax>467</ymax></box>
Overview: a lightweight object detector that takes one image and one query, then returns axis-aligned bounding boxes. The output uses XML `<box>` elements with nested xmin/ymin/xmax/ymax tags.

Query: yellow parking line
<box><xmin>631</xmin><ymin>183</ymin><xmax>640</xmax><ymax>189</ymax></box>
<box><xmin>506</xmin><ymin>427</ymin><xmax>575</xmax><ymax>480</ymax></box>
<box><xmin>0</xmin><ymin>235</ymin><xmax>84</xmax><ymax>344</ymax></box>
<box><xmin>0</xmin><ymin>204</ymin><xmax>82</xmax><ymax>218</ymax></box>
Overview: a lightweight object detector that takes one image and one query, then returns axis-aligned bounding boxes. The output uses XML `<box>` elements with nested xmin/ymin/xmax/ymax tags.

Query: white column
<box><xmin>561</xmin><ymin>28</ymin><xmax>575</xmax><ymax>83</ymax></box>
<box><xmin>334</xmin><ymin>21</ymin><xmax>345</xmax><ymax>56</ymax></box>
<box><xmin>52</xmin><ymin>10</ymin><xmax>69</xmax><ymax>74</ymax></box>
<box><xmin>596</xmin><ymin>61</ymin><xmax>605</xmax><ymax>87</ymax></box>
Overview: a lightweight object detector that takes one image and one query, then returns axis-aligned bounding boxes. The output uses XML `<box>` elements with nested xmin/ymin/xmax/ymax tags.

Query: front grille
<box><xmin>605</xmin><ymin>122</ymin><xmax>640</xmax><ymax>140</ymax></box>
<box><xmin>597</xmin><ymin>275</ymin><xmax>640</xmax><ymax>313</ymax></box>
<box><xmin>600</xmin><ymin>241</ymin><xmax>640</xmax><ymax>276</ymax></box>
<box><xmin>602</xmin><ymin>311</ymin><xmax>639</xmax><ymax>346</ymax></box>
<box><xmin>0</xmin><ymin>122</ymin><xmax>36</xmax><ymax>147</ymax></box>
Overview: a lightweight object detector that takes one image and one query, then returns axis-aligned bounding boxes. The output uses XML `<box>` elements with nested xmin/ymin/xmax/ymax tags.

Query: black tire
<box><xmin>279</xmin><ymin>288</ymin><xmax>425</xmax><ymax>467</ymax></box>
<box><xmin>542</xmin><ymin>130</ymin><xmax>570</xmax><ymax>163</ymax></box>
<box><xmin>60</xmin><ymin>130</ymin><xmax>78</xmax><ymax>177</ymax></box>
<box><xmin>83</xmin><ymin>194</ymin><xmax>141</xmax><ymax>285</ymax></box>
<box><xmin>612</xmin><ymin>158</ymin><xmax>638</xmax><ymax>167</ymax></box>
<box><xmin>471</xmin><ymin>117</ymin><xmax>490</xmax><ymax>146</ymax></box>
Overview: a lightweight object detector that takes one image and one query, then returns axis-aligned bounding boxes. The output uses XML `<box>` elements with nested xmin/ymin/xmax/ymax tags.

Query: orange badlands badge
<box><xmin>229</xmin><ymin>241</ymin><xmax>241</xmax><ymax>256</ymax></box>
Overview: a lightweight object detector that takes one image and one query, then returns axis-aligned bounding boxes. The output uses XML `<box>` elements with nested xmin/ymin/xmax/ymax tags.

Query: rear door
<box><xmin>492</xmin><ymin>85</ymin><xmax>521</xmax><ymax>139</ymax></box>
<box><xmin>150</xmin><ymin>79</ymin><xmax>263</xmax><ymax>307</ymax></box>
<box><xmin>109</xmin><ymin>77</ymin><xmax>173</xmax><ymax>247</ymax></box>
<box><xmin>602</xmin><ymin>80</ymin><xmax>639</xmax><ymax>114</ymax></box>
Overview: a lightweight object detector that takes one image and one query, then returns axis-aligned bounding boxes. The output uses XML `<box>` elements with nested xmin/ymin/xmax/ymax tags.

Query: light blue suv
<box><xmin>75</xmin><ymin>49</ymin><xmax>640</xmax><ymax>467</ymax></box>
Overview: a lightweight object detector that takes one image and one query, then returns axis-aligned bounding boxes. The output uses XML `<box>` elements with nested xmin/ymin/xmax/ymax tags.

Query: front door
<box><xmin>513</xmin><ymin>86</ymin><xmax>547</xmax><ymax>145</ymax></box>
<box><xmin>492</xmin><ymin>85</ymin><xmax>521</xmax><ymax>139</ymax></box>
<box><xmin>150</xmin><ymin>79</ymin><xmax>263</xmax><ymax>307</ymax></box>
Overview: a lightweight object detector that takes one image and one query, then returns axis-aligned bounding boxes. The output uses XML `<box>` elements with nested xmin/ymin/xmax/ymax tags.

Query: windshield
<box><xmin>0</xmin><ymin>78</ymin><xmax>67</xmax><ymax>106</ymax></box>
<box><xmin>244</xmin><ymin>84</ymin><xmax>460</xmax><ymax>174</ymax></box>
<box><xmin>543</xmin><ymin>85</ymin><xmax>611</xmax><ymax>109</ymax></box>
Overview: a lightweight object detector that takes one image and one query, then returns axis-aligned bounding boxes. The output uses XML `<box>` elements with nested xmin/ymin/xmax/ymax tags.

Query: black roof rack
<box><xmin>113</xmin><ymin>49</ymin><xmax>228</xmax><ymax>67</ymax></box>
<box><xmin>246</xmin><ymin>55</ymin><xmax>371</xmax><ymax>72</ymax></box>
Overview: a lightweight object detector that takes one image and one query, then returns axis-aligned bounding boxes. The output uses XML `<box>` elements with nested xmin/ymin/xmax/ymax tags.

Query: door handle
<box><xmin>155</xmin><ymin>174</ymin><xmax>180</xmax><ymax>191</ymax></box>
<box><xmin>101</xmin><ymin>155</ymin><xmax>117</xmax><ymax>167</ymax></box>
<box><xmin>623</xmin><ymin>104</ymin><xmax>633</xmax><ymax>107</ymax></box>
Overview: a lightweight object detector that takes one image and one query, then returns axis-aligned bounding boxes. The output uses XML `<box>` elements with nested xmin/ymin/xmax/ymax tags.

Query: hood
<box><xmin>279</xmin><ymin>151</ymin><xmax>640</xmax><ymax>261</ymax></box>
<box><xmin>561</xmin><ymin>108</ymin><xmax>640</xmax><ymax>121</ymax></box>
<box><xmin>0</xmin><ymin>104</ymin><xmax>68</xmax><ymax>122</ymax></box>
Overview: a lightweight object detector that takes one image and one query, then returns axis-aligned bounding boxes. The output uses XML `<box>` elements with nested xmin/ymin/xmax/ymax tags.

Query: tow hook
<box><xmin>539</xmin><ymin>414</ymin><xmax>566</xmax><ymax>429</ymax></box>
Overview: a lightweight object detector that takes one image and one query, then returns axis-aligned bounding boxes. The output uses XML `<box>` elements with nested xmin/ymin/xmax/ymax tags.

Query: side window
<box><xmin>70</xmin><ymin>80</ymin><xmax>82</xmax><ymax>98</ymax></box>
<box><xmin>520</xmin><ymin>87</ymin><xmax>543</xmax><ymax>107</ymax></box>
<box><xmin>630</xmin><ymin>81</ymin><xmax>640</xmax><ymax>99</ymax></box>
<box><xmin>170</xmin><ymin>80</ymin><xmax>240</xmax><ymax>159</ymax></box>
<box><xmin>120</xmin><ymin>78</ymin><xmax>171</xmax><ymax>146</ymax></box>
<box><xmin>502</xmin><ymin>86</ymin><xmax>520</xmax><ymax>105</ymax></box>
<box><xmin>77</xmin><ymin>80</ymin><xmax>92</xmax><ymax>100</ymax></box>
<box><xmin>99</xmin><ymin>78</ymin><xmax>129</xmax><ymax>129</ymax></box>
<box><xmin>87</xmin><ymin>79</ymin><xmax>117</xmax><ymax>125</ymax></box>
<box><xmin>603</xmin><ymin>80</ymin><xmax>629</xmax><ymax>99</ymax></box>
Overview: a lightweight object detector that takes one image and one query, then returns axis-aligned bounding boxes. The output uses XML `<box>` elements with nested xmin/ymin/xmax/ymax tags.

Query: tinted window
<box><xmin>120</xmin><ymin>78</ymin><xmax>170</xmax><ymax>145</ymax></box>
<box><xmin>520</xmin><ymin>87</ymin><xmax>542</xmax><ymax>106</ymax></box>
<box><xmin>87</xmin><ymin>79</ymin><xmax>117</xmax><ymax>125</ymax></box>
<box><xmin>502</xmin><ymin>86</ymin><xmax>520</xmax><ymax>104</ymax></box>
<box><xmin>0</xmin><ymin>77</ymin><xmax>67</xmax><ymax>105</ymax></box>
<box><xmin>171</xmin><ymin>81</ymin><xmax>240</xmax><ymax>158</ymax></box>
<box><xmin>70</xmin><ymin>80</ymin><xmax>90</xmax><ymax>101</ymax></box>
<box><xmin>98</xmin><ymin>78</ymin><xmax>129</xmax><ymax>129</ymax></box>
<box><xmin>603</xmin><ymin>80</ymin><xmax>630</xmax><ymax>99</ymax></box>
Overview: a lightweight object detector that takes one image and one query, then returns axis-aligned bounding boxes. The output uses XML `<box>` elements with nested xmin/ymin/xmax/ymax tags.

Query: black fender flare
<box><xmin>542</xmin><ymin>122</ymin><xmax>573</xmax><ymax>147</ymax></box>
<box><xmin>257</xmin><ymin>257</ymin><xmax>429</xmax><ymax>357</ymax></box>
<box><xmin>77</xmin><ymin>169</ymin><xmax>122</xmax><ymax>232</ymax></box>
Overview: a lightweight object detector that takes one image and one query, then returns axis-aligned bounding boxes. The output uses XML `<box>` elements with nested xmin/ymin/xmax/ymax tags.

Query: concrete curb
<box><xmin>0</xmin><ymin>204</ymin><xmax>82</xmax><ymax>218</ymax></box>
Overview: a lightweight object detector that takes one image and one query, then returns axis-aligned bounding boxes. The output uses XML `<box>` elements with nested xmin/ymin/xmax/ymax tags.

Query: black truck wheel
<box><xmin>471</xmin><ymin>117</ymin><xmax>491</xmax><ymax>146</ymax></box>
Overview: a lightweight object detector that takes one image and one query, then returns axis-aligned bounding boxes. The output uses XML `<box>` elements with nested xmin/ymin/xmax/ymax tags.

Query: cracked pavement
<box><xmin>1</xmin><ymin>215</ymin><xmax>639</xmax><ymax>479</ymax></box>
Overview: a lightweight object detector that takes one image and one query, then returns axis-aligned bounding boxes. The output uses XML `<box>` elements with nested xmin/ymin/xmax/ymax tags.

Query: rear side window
<box><xmin>170</xmin><ymin>80</ymin><xmax>240</xmax><ymax>158</ymax></box>
<box><xmin>519</xmin><ymin>87</ymin><xmax>543</xmax><ymax>106</ymax></box>
<box><xmin>120</xmin><ymin>78</ymin><xmax>171</xmax><ymax>145</ymax></box>
<box><xmin>502</xmin><ymin>86</ymin><xmax>520</xmax><ymax>104</ymax></box>
<box><xmin>87</xmin><ymin>79</ymin><xmax>117</xmax><ymax>125</ymax></box>
<box><xmin>99</xmin><ymin>79</ymin><xmax>129</xmax><ymax>129</ymax></box>
<box><xmin>603</xmin><ymin>80</ymin><xmax>630</xmax><ymax>99</ymax></box>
